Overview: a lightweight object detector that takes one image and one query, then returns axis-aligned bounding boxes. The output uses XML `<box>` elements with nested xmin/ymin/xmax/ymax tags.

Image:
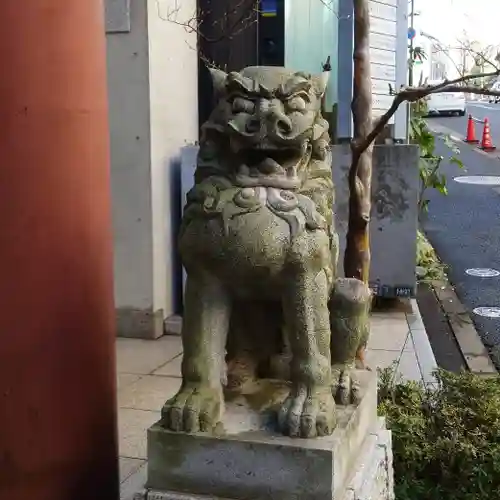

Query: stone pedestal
<box><xmin>136</xmin><ymin>372</ymin><xmax>393</xmax><ymax>500</ymax></box>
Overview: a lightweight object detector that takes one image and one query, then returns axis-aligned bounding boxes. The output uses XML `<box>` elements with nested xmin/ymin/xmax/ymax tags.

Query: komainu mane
<box><xmin>162</xmin><ymin>66</ymin><xmax>371</xmax><ymax>439</ymax></box>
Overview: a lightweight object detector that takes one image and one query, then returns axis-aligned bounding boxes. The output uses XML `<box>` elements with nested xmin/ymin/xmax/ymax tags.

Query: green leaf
<box><xmin>450</xmin><ymin>156</ymin><xmax>464</xmax><ymax>169</ymax></box>
<box><xmin>411</xmin><ymin>108</ymin><xmax>467</xmax><ymax>212</ymax></box>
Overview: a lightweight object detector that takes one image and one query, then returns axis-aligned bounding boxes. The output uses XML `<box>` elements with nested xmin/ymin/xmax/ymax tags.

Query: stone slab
<box><xmin>136</xmin><ymin>417</ymin><xmax>393</xmax><ymax>500</ymax></box>
<box><xmin>332</xmin><ymin>144</ymin><xmax>419</xmax><ymax>299</ymax></box>
<box><xmin>116</xmin><ymin>336</ymin><xmax>182</xmax><ymax>375</ymax></box>
<box><xmin>343</xmin><ymin>418</ymin><xmax>394</xmax><ymax>500</ymax></box>
<box><xmin>145</xmin><ymin>372</ymin><xmax>378</xmax><ymax>500</ymax></box>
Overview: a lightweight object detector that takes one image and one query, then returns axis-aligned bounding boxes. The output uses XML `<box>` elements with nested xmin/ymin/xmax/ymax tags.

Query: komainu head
<box><xmin>199</xmin><ymin>66</ymin><xmax>331</xmax><ymax>190</ymax></box>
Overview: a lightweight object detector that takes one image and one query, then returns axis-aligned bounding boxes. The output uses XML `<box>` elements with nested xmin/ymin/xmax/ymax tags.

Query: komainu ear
<box><xmin>312</xmin><ymin>72</ymin><xmax>330</xmax><ymax>96</ymax></box>
<box><xmin>208</xmin><ymin>67</ymin><xmax>228</xmax><ymax>95</ymax></box>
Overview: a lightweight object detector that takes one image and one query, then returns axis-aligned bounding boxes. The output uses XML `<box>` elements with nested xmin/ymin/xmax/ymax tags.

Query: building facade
<box><xmin>106</xmin><ymin>0</ymin><xmax>409</xmax><ymax>339</ymax></box>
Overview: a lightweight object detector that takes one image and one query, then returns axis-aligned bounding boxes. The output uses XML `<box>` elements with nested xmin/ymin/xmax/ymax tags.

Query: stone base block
<box><xmin>164</xmin><ymin>314</ymin><xmax>182</xmax><ymax>336</ymax></box>
<box><xmin>117</xmin><ymin>307</ymin><xmax>164</xmax><ymax>339</ymax></box>
<box><xmin>136</xmin><ymin>371</ymin><xmax>393</xmax><ymax>500</ymax></box>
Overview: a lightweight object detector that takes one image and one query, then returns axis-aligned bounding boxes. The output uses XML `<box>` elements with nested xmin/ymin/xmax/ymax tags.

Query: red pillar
<box><xmin>0</xmin><ymin>2</ymin><xmax>118</xmax><ymax>500</ymax></box>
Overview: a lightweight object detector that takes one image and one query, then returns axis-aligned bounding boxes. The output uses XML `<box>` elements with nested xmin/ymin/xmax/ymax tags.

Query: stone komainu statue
<box><xmin>162</xmin><ymin>66</ymin><xmax>371</xmax><ymax>439</ymax></box>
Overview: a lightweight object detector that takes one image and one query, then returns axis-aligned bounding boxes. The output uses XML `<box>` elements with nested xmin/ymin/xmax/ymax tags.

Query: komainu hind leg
<box><xmin>329</xmin><ymin>277</ymin><xmax>372</xmax><ymax>405</ymax></box>
<box><xmin>161</xmin><ymin>272</ymin><xmax>231</xmax><ymax>433</ymax></box>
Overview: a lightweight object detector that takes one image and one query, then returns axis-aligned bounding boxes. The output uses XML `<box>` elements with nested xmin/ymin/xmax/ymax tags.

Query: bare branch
<box><xmin>354</xmin><ymin>69</ymin><xmax>500</xmax><ymax>156</ymax></box>
<box><xmin>423</xmin><ymin>85</ymin><xmax>500</xmax><ymax>97</ymax></box>
<box><xmin>426</xmin><ymin>69</ymin><xmax>500</xmax><ymax>93</ymax></box>
<box><xmin>155</xmin><ymin>0</ymin><xmax>260</xmax><ymax>45</ymax></box>
<box><xmin>354</xmin><ymin>94</ymin><xmax>405</xmax><ymax>156</ymax></box>
<box><xmin>315</xmin><ymin>0</ymin><xmax>340</xmax><ymax>17</ymax></box>
<box><xmin>458</xmin><ymin>39</ymin><xmax>500</xmax><ymax>72</ymax></box>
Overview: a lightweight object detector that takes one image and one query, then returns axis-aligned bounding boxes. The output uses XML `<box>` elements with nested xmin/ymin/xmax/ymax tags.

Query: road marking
<box><xmin>454</xmin><ymin>176</ymin><xmax>500</xmax><ymax>185</ymax></box>
<box><xmin>465</xmin><ymin>268</ymin><xmax>500</xmax><ymax>278</ymax></box>
<box><xmin>426</xmin><ymin>121</ymin><xmax>462</xmax><ymax>142</ymax></box>
<box><xmin>473</xmin><ymin>307</ymin><xmax>500</xmax><ymax>318</ymax></box>
<box><xmin>468</xmin><ymin>103</ymin><xmax>500</xmax><ymax>111</ymax></box>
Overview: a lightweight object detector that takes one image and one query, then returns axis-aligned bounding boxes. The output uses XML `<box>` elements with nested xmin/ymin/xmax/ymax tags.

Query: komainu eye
<box><xmin>232</xmin><ymin>97</ymin><xmax>255</xmax><ymax>114</ymax></box>
<box><xmin>286</xmin><ymin>96</ymin><xmax>306</xmax><ymax>112</ymax></box>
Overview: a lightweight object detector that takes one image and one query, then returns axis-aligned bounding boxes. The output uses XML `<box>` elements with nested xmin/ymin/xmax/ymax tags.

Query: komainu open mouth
<box><xmin>245</xmin><ymin>148</ymin><xmax>301</xmax><ymax>168</ymax></box>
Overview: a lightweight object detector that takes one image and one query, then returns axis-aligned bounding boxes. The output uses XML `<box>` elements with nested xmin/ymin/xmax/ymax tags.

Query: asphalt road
<box><xmin>427</xmin><ymin>101</ymin><xmax>500</xmax><ymax>151</ymax></box>
<box><xmin>422</xmin><ymin>115</ymin><xmax>500</xmax><ymax>364</ymax></box>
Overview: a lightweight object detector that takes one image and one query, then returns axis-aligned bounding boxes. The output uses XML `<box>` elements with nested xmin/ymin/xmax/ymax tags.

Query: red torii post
<box><xmin>0</xmin><ymin>1</ymin><xmax>119</xmax><ymax>499</ymax></box>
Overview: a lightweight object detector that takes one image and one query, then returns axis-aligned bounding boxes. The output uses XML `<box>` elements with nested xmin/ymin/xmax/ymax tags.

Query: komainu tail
<box><xmin>329</xmin><ymin>278</ymin><xmax>373</xmax><ymax>369</ymax></box>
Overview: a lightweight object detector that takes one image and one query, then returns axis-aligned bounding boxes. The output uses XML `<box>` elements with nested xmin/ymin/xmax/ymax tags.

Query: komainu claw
<box><xmin>332</xmin><ymin>364</ymin><xmax>362</xmax><ymax>406</ymax></box>
<box><xmin>161</xmin><ymin>385</ymin><xmax>223</xmax><ymax>434</ymax></box>
<box><xmin>277</xmin><ymin>386</ymin><xmax>336</xmax><ymax>438</ymax></box>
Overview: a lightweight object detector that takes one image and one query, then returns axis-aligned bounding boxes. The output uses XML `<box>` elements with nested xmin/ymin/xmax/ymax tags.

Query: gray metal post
<box><xmin>336</xmin><ymin>0</ymin><xmax>354</xmax><ymax>141</ymax></box>
<box><xmin>394</xmin><ymin>0</ymin><xmax>409</xmax><ymax>141</ymax></box>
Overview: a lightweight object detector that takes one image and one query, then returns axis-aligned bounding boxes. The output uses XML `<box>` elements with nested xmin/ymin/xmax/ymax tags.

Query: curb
<box><xmin>407</xmin><ymin>298</ymin><xmax>438</xmax><ymax>385</ymax></box>
<box><xmin>430</xmin><ymin>280</ymin><xmax>497</xmax><ymax>375</ymax></box>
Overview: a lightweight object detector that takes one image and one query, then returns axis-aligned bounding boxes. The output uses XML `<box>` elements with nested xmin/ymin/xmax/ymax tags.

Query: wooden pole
<box><xmin>344</xmin><ymin>0</ymin><xmax>373</xmax><ymax>283</ymax></box>
<box><xmin>0</xmin><ymin>2</ymin><xmax>118</xmax><ymax>499</ymax></box>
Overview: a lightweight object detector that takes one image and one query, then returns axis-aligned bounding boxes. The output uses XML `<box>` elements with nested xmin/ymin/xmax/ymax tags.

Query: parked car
<box><xmin>489</xmin><ymin>82</ymin><xmax>500</xmax><ymax>103</ymax></box>
<box><xmin>425</xmin><ymin>80</ymin><xmax>466</xmax><ymax>116</ymax></box>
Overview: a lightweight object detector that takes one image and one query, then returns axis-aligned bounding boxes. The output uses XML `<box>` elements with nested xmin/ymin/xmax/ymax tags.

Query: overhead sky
<box><xmin>416</xmin><ymin>0</ymin><xmax>500</xmax><ymax>47</ymax></box>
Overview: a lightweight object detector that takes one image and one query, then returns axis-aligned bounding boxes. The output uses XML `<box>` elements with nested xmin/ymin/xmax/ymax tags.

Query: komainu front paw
<box><xmin>161</xmin><ymin>384</ymin><xmax>223</xmax><ymax>433</ymax></box>
<box><xmin>332</xmin><ymin>363</ymin><xmax>362</xmax><ymax>406</ymax></box>
<box><xmin>277</xmin><ymin>386</ymin><xmax>336</xmax><ymax>438</ymax></box>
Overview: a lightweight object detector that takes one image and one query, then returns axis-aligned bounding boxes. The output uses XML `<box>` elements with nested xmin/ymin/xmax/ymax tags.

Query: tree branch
<box><xmin>353</xmin><ymin>69</ymin><xmax>500</xmax><ymax>156</ymax></box>
<box><xmin>156</xmin><ymin>0</ymin><xmax>260</xmax><ymax>45</ymax></box>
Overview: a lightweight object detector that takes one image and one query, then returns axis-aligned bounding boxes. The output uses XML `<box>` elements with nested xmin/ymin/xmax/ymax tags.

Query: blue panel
<box><xmin>261</xmin><ymin>0</ymin><xmax>278</xmax><ymax>17</ymax></box>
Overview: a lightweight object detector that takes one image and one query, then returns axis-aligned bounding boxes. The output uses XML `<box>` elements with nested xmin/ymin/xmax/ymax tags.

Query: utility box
<box><xmin>179</xmin><ymin>143</ymin><xmax>419</xmax><ymax>303</ymax></box>
<box><xmin>332</xmin><ymin>143</ymin><xmax>419</xmax><ymax>299</ymax></box>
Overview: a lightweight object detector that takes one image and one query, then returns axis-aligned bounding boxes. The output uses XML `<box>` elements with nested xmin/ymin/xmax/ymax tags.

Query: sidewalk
<box><xmin>116</xmin><ymin>299</ymin><xmax>437</xmax><ymax>499</ymax></box>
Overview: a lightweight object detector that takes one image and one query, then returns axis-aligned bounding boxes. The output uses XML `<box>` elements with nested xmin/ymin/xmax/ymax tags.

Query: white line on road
<box><xmin>468</xmin><ymin>103</ymin><xmax>500</xmax><ymax>111</ymax></box>
<box><xmin>426</xmin><ymin>122</ymin><xmax>462</xmax><ymax>142</ymax></box>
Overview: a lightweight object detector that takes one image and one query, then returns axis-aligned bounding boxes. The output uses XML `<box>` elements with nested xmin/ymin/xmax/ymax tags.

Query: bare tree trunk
<box><xmin>344</xmin><ymin>0</ymin><xmax>373</xmax><ymax>283</ymax></box>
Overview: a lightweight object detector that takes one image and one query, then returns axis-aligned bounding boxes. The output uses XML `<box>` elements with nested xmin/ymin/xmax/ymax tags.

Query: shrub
<box><xmin>378</xmin><ymin>368</ymin><xmax>500</xmax><ymax>500</ymax></box>
<box><xmin>416</xmin><ymin>230</ymin><xmax>446</xmax><ymax>281</ymax></box>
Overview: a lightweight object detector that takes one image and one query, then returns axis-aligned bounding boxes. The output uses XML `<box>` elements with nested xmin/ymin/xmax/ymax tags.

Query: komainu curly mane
<box><xmin>183</xmin><ymin>66</ymin><xmax>336</xmax><ymax>248</ymax></box>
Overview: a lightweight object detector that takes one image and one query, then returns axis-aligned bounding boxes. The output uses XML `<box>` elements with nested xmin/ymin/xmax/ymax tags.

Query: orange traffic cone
<box><xmin>464</xmin><ymin>114</ymin><xmax>479</xmax><ymax>143</ymax></box>
<box><xmin>480</xmin><ymin>118</ymin><xmax>496</xmax><ymax>152</ymax></box>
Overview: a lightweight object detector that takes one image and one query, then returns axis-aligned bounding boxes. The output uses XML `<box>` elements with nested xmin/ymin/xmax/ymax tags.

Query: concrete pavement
<box><xmin>115</xmin><ymin>301</ymin><xmax>437</xmax><ymax>499</ymax></box>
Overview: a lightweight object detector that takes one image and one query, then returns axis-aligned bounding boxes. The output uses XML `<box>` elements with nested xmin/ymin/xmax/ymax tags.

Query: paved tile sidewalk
<box><xmin>116</xmin><ymin>299</ymin><xmax>436</xmax><ymax>499</ymax></box>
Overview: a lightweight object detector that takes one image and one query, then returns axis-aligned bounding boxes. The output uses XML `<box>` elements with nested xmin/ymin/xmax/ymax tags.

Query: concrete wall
<box><xmin>105</xmin><ymin>0</ymin><xmax>198</xmax><ymax>338</ymax></box>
